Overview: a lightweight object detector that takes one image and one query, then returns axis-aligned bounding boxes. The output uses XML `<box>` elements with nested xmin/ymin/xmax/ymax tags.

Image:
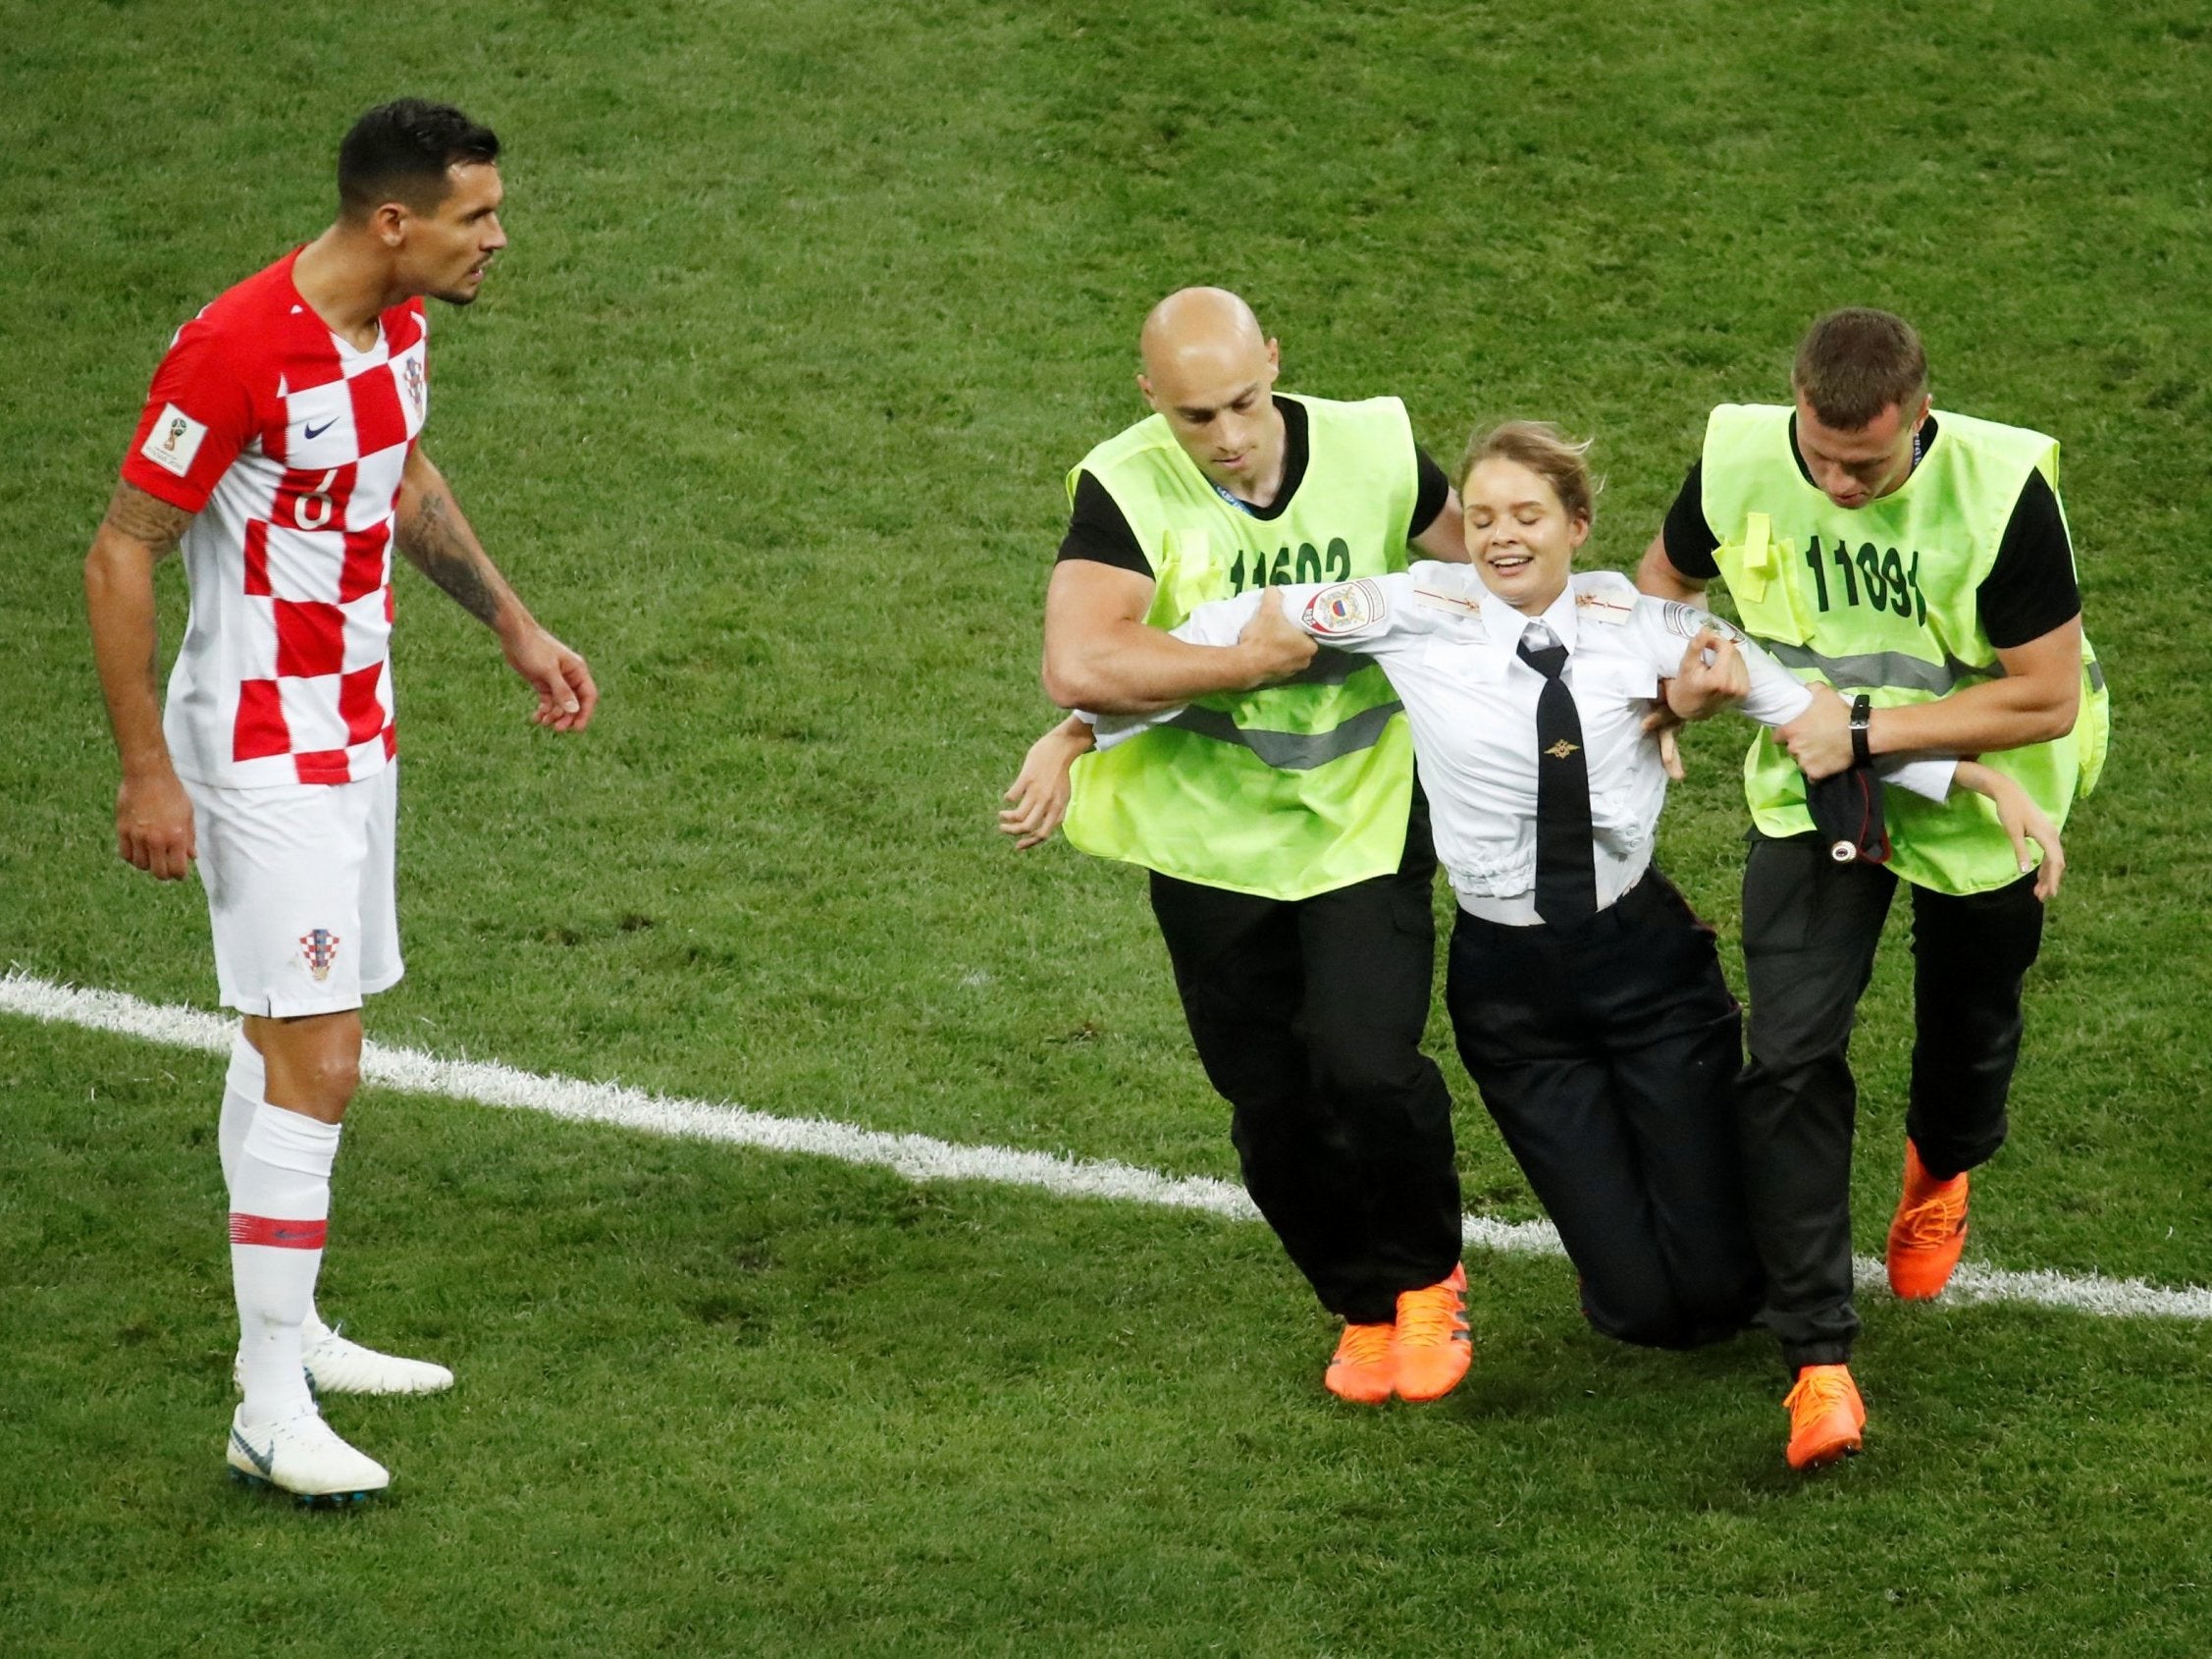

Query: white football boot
<box><xmin>301</xmin><ymin>1324</ymin><xmax>454</xmax><ymax>1396</ymax></box>
<box><xmin>235</xmin><ymin>1323</ymin><xmax>455</xmax><ymax>1396</ymax></box>
<box><xmin>226</xmin><ymin>1406</ymin><xmax>390</xmax><ymax>1501</ymax></box>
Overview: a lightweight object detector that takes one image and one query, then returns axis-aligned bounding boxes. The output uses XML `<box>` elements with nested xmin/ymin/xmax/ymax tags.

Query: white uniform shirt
<box><xmin>1094</xmin><ymin>564</ymin><xmax>1954</xmax><ymax>923</ymax></box>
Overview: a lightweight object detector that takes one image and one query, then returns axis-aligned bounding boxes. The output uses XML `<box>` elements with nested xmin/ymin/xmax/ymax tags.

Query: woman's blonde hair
<box><xmin>1458</xmin><ymin>421</ymin><xmax>1602</xmax><ymax>525</ymax></box>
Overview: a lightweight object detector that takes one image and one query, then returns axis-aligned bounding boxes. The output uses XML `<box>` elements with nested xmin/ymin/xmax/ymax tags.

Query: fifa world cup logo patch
<box><xmin>299</xmin><ymin>929</ymin><xmax>342</xmax><ymax>983</ymax></box>
<box><xmin>163</xmin><ymin>416</ymin><xmax>188</xmax><ymax>453</ymax></box>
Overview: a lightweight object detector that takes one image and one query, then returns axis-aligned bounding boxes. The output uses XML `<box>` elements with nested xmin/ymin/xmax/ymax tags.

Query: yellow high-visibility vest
<box><xmin>1703</xmin><ymin>402</ymin><xmax>2109</xmax><ymax>895</ymax></box>
<box><xmin>1062</xmin><ymin>394</ymin><xmax>1421</xmax><ymax>899</ymax></box>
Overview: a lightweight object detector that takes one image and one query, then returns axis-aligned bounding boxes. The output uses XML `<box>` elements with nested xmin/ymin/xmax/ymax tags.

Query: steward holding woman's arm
<box><xmin>1010</xmin><ymin>422</ymin><xmax>2061</xmax><ymax>1397</ymax></box>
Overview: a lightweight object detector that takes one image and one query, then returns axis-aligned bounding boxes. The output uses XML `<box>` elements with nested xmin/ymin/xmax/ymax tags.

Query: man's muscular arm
<box><xmin>84</xmin><ymin>481</ymin><xmax>199</xmax><ymax>880</ymax></box>
<box><xmin>1411</xmin><ymin>488</ymin><xmax>1468</xmax><ymax>562</ymax></box>
<box><xmin>1040</xmin><ymin>560</ymin><xmax>1315</xmax><ymax>714</ymax></box>
<box><xmin>1777</xmin><ymin>617</ymin><xmax>2083</xmax><ymax>780</ymax></box>
<box><xmin>1636</xmin><ymin>531</ymin><xmax>1707</xmax><ymax>602</ymax></box>
<box><xmin>395</xmin><ymin>446</ymin><xmax>598</xmax><ymax>731</ymax></box>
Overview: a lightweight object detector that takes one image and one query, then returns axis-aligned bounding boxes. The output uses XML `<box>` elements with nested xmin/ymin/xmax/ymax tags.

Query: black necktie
<box><xmin>1517</xmin><ymin>632</ymin><xmax>1598</xmax><ymax>926</ymax></box>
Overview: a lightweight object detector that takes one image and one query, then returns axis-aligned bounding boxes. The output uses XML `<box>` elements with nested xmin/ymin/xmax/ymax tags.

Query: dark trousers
<box><xmin>1737</xmin><ymin>831</ymin><xmax>2047</xmax><ymax>1369</ymax></box>
<box><xmin>1148</xmin><ymin>811</ymin><xmax>1461</xmax><ymax>1325</ymax></box>
<box><xmin>1444</xmin><ymin>871</ymin><xmax>1764</xmax><ymax>1349</ymax></box>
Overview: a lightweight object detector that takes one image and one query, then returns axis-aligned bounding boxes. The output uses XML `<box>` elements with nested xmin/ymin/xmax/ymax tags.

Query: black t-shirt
<box><xmin>1056</xmin><ymin>396</ymin><xmax>1452</xmax><ymax>575</ymax></box>
<box><xmin>1659</xmin><ymin>414</ymin><xmax>2080</xmax><ymax>650</ymax></box>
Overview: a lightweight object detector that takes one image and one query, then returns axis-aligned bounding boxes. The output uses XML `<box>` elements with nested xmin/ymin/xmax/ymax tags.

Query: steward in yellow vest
<box><xmin>1698</xmin><ymin>403</ymin><xmax>2106</xmax><ymax>894</ymax></box>
<box><xmin>1638</xmin><ymin>307</ymin><xmax>2101</xmax><ymax>1470</ymax></box>
<box><xmin>1058</xmin><ymin>390</ymin><xmax>1423</xmax><ymax>897</ymax></box>
<box><xmin>1016</xmin><ymin>288</ymin><xmax>1473</xmax><ymax>1405</ymax></box>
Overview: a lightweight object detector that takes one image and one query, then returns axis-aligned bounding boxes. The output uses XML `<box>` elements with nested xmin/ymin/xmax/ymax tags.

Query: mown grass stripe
<box><xmin>7</xmin><ymin>971</ymin><xmax>2205</xmax><ymax>1322</ymax></box>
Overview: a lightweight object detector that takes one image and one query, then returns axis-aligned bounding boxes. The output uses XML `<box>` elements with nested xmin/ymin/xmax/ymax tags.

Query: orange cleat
<box><xmin>1782</xmin><ymin>1364</ymin><xmax>1866</xmax><ymax>1470</ymax></box>
<box><xmin>1393</xmin><ymin>1263</ymin><xmax>1471</xmax><ymax>1404</ymax></box>
<box><xmin>1886</xmin><ymin>1139</ymin><xmax>1970</xmax><ymax>1300</ymax></box>
<box><xmin>1324</xmin><ymin>1321</ymin><xmax>1396</xmax><ymax>1405</ymax></box>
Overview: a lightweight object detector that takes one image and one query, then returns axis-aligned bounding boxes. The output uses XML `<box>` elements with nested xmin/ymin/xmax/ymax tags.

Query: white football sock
<box><xmin>217</xmin><ymin>1031</ymin><xmax>264</xmax><ymax>1195</ymax></box>
<box><xmin>230</xmin><ymin>1103</ymin><xmax>342</xmax><ymax>1426</ymax></box>
<box><xmin>225</xmin><ymin>1036</ymin><xmax>335</xmax><ymax>1345</ymax></box>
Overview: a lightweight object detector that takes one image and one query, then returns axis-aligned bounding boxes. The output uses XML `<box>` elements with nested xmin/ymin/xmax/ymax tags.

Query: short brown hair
<box><xmin>1459</xmin><ymin>420</ymin><xmax>1601</xmax><ymax>525</ymax></box>
<box><xmin>338</xmin><ymin>99</ymin><xmax>500</xmax><ymax>219</ymax></box>
<box><xmin>1792</xmin><ymin>308</ymin><xmax>1927</xmax><ymax>429</ymax></box>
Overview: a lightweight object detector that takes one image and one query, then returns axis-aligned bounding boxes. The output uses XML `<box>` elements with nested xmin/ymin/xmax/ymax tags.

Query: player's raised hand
<box><xmin>504</xmin><ymin>626</ymin><xmax>599</xmax><ymax>732</ymax></box>
<box><xmin>116</xmin><ymin>768</ymin><xmax>195</xmax><ymax>881</ymax></box>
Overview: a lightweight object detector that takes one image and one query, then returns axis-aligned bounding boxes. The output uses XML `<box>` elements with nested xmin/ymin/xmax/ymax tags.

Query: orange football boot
<box><xmin>1393</xmin><ymin>1263</ymin><xmax>1472</xmax><ymax>1404</ymax></box>
<box><xmin>1324</xmin><ymin>1321</ymin><xmax>1396</xmax><ymax>1405</ymax></box>
<box><xmin>1886</xmin><ymin>1139</ymin><xmax>1970</xmax><ymax>1300</ymax></box>
<box><xmin>1783</xmin><ymin>1364</ymin><xmax>1866</xmax><ymax>1470</ymax></box>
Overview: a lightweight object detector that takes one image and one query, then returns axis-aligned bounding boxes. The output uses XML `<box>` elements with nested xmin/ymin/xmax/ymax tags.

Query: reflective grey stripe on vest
<box><xmin>2087</xmin><ymin>658</ymin><xmax>2107</xmax><ymax>692</ymax></box>
<box><xmin>1284</xmin><ymin>646</ymin><xmax>1373</xmax><ymax>688</ymax></box>
<box><xmin>1755</xmin><ymin>639</ymin><xmax>2002</xmax><ymax>696</ymax></box>
<box><xmin>1163</xmin><ymin>699</ymin><xmax>1403</xmax><ymax>771</ymax></box>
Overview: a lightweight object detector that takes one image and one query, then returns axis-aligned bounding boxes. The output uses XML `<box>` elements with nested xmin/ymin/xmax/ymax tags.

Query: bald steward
<box><xmin>1021</xmin><ymin>288</ymin><xmax>1474</xmax><ymax>1393</ymax></box>
<box><xmin>1136</xmin><ymin>288</ymin><xmax>1290</xmax><ymax>507</ymax></box>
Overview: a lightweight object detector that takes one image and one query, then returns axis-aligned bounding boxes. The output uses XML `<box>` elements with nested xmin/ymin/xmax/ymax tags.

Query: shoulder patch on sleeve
<box><xmin>1659</xmin><ymin>600</ymin><xmax>1744</xmax><ymax>643</ymax></box>
<box><xmin>138</xmin><ymin>403</ymin><xmax>209</xmax><ymax>477</ymax></box>
<box><xmin>1302</xmin><ymin>579</ymin><xmax>1386</xmax><ymax>635</ymax></box>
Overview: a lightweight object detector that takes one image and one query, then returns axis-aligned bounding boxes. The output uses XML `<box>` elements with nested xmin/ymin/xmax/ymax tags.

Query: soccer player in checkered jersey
<box><xmin>82</xmin><ymin>100</ymin><xmax>596</xmax><ymax>1501</ymax></box>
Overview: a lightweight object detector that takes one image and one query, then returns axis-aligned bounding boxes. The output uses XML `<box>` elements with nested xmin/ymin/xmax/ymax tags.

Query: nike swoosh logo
<box><xmin>303</xmin><ymin>419</ymin><xmax>336</xmax><ymax>440</ymax></box>
<box><xmin>231</xmin><ymin>1427</ymin><xmax>275</xmax><ymax>1477</ymax></box>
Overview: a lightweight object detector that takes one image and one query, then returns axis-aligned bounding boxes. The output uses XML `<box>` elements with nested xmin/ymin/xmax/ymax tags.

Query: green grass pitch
<box><xmin>4</xmin><ymin>1</ymin><xmax>2211</xmax><ymax>1652</ymax></box>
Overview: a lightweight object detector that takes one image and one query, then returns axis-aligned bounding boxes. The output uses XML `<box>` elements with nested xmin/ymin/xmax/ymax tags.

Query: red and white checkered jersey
<box><xmin>121</xmin><ymin>248</ymin><xmax>429</xmax><ymax>787</ymax></box>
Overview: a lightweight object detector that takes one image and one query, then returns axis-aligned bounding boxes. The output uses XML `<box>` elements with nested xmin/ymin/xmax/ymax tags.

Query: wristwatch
<box><xmin>1849</xmin><ymin>694</ymin><xmax>1873</xmax><ymax>767</ymax></box>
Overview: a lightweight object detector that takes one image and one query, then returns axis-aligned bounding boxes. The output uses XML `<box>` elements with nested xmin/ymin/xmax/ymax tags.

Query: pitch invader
<box><xmin>83</xmin><ymin>101</ymin><xmax>598</xmax><ymax>1501</ymax></box>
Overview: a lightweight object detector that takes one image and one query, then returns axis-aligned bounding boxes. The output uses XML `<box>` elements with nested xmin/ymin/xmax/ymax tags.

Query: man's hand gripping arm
<box><xmin>1010</xmin><ymin>573</ymin><xmax>1319</xmax><ymax>849</ymax></box>
<box><xmin>1775</xmin><ymin>617</ymin><xmax>2082</xmax><ymax>781</ymax></box>
<box><xmin>1039</xmin><ymin>559</ymin><xmax>1316</xmax><ymax>715</ymax></box>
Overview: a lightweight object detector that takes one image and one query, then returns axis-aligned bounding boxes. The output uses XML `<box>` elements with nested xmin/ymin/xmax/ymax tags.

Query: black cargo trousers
<box><xmin>1147</xmin><ymin>798</ymin><xmax>1461</xmax><ymax>1325</ymax></box>
<box><xmin>1735</xmin><ymin>830</ymin><xmax>2047</xmax><ymax>1370</ymax></box>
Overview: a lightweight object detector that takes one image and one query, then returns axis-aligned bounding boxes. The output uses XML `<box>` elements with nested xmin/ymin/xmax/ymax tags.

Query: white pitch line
<box><xmin>5</xmin><ymin>971</ymin><xmax>2208</xmax><ymax>1323</ymax></box>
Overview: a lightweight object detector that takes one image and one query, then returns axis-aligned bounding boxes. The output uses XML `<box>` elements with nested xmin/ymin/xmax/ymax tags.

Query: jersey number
<box><xmin>1229</xmin><ymin>537</ymin><xmax>1352</xmax><ymax>595</ymax></box>
<box><xmin>1801</xmin><ymin>537</ymin><xmax>1926</xmax><ymax>625</ymax></box>
<box><xmin>294</xmin><ymin>469</ymin><xmax>341</xmax><ymax>532</ymax></box>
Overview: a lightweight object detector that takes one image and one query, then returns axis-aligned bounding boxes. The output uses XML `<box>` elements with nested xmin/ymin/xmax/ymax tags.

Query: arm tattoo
<box><xmin>103</xmin><ymin>482</ymin><xmax>193</xmax><ymax>559</ymax></box>
<box><xmin>398</xmin><ymin>488</ymin><xmax>503</xmax><ymax>625</ymax></box>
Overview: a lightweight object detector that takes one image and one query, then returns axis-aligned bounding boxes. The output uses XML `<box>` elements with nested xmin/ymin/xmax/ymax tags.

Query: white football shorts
<box><xmin>184</xmin><ymin>764</ymin><xmax>402</xmax><ymax>1017</ymax></box>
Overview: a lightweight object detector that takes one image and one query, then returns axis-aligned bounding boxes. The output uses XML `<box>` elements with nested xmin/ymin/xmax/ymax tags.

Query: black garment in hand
<box><xmin>1806</xmin><ymin>767</ymin><xmax>1891</xmax><ymax>866</ymax></box>
<box><xmin>1516</xmin><ymin>636</ymin><xmax>1599</xmax><ymax>925</ymax></box>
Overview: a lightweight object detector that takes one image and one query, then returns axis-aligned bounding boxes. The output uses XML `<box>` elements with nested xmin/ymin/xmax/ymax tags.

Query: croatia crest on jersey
<box><xmin>402</xmin><ymin>354</ymin><xmax>425</xmax><ymax>420</ymax></box>
<box><xmin>299</xmin><ymin>928</ymin><xmax>342</xmax><ymax>983</ymax></box>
